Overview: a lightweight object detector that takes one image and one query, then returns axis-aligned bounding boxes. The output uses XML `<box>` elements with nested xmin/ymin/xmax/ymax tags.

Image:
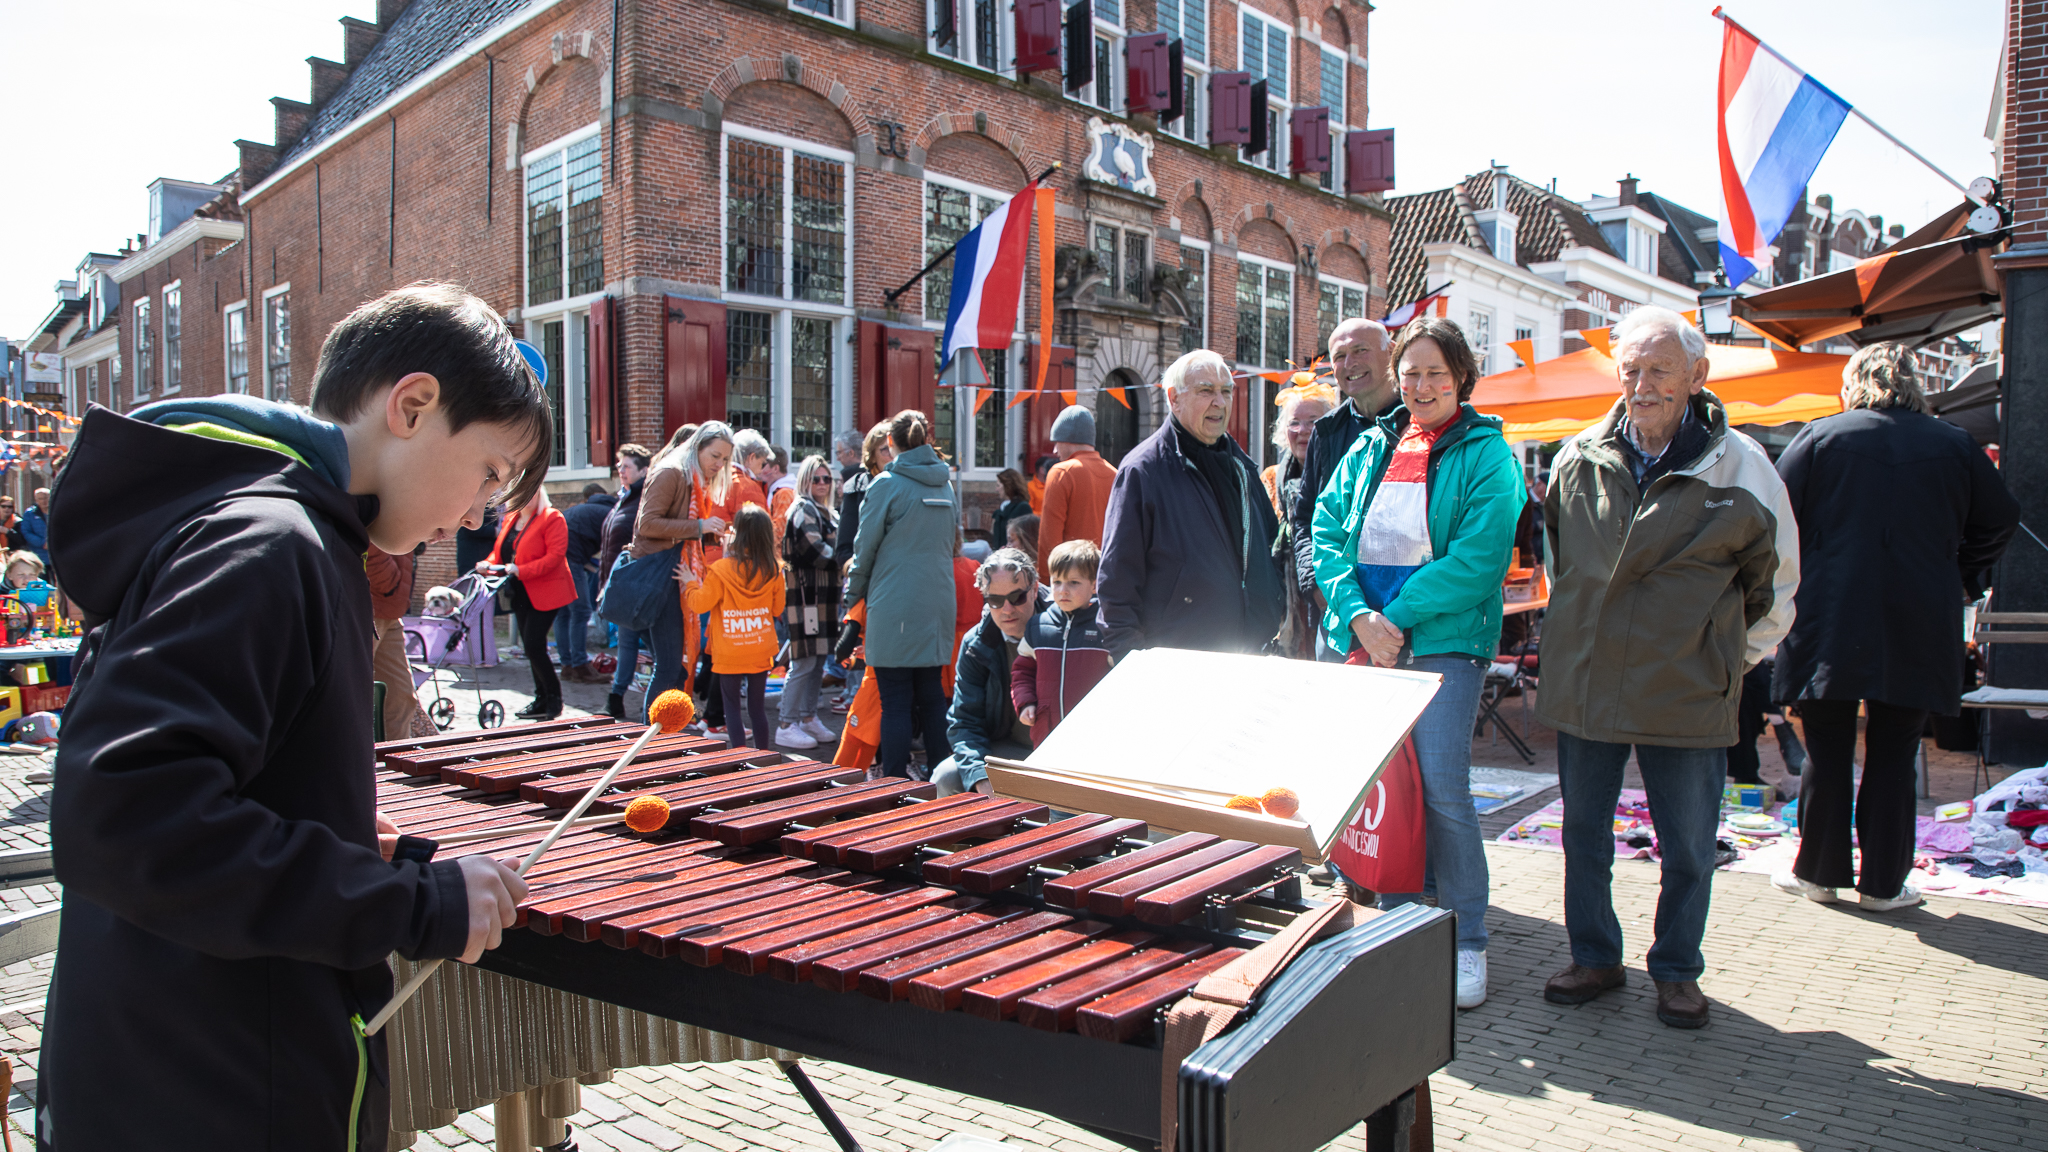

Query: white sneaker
<box><xmin>801</xmin><ymin>716</ymin><xmax>837</xmax><ymax>743</ymax></box>
<box><xmin>774</xmin><ymin>724</ymin><xmax>819</xmax><ymax>750</ymax></box>
<box><xmin>1456</xmin><ymin>950</ymin><xmax>1487</xmax><ymax>1009</ymax></box>
<box><xmin>1859</xmin><ymin>884</ymin><xmax>1924</xmax><ymax>912</ymax></box>
<box><xmin>1770</xmin><ymin>870</ymin><xmax>1837</xmax><ymax>903</ymax></box>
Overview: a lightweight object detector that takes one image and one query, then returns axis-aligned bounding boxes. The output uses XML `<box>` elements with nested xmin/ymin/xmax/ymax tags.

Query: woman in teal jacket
<box><xmin>1311</xmin><ymin>316</ymin><xmax>1523</xmax><ymax>1011</ymax></box>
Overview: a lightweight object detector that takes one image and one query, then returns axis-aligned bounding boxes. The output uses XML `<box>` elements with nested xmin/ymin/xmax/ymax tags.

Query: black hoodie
<box><xmin>42</xmin><ymin>408</ymin><xmax>470</xmax><ymax>1152</ymax></box>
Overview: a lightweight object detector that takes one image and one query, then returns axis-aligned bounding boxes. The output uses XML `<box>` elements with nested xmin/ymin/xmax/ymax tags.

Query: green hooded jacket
<box><xmin>846</xmin><ymin>443</ymin><xmax>961</xmax><ymax>668</ymax></box>
<box><xmin>1309</xmin><ymin>403</ymin><xmax>1525</xmax><ymax>660</ymax></box>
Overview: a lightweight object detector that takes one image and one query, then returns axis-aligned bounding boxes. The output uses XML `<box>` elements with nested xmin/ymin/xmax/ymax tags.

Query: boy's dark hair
<box><xmin>309</xmin><ymin>282</ymin><xmax>553</xmax><ymax>507</ymax></box>
<box><xmin>618</xmin><ymin>442</ymin><xmax>653</xmax><ymax>469</ymax></box>
<box><xmin>727</xmin><ymin>503</ymin><xmax>778</xmax><ymax>586</ymax></box>
<box><xmin>1047</xmin><ymin>538</ymin><xmax>1100</xmax><ymax>581</ymax></box>
<box><xmin>581</xmin><ymin>482</ymin><xmax>607</xmax><ymax>498</ymax></box>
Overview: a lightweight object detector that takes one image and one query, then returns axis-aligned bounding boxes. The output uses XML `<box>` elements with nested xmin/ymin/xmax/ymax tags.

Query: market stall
<box><xmin>1469</xmin><ymin>344</ymin><xmax>1851</xmax><ymax>444</ymax></box>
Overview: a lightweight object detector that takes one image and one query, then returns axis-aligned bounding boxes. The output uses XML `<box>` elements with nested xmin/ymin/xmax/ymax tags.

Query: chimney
<box><xmin>1618</xmin><ymin>174</ymin><xmax>1639</xmax><ymax>207</ymax></box>
<box><xmin>1815</xmin><ymin>193</ymin><xmax>1832</xmax><ymax>211</ymax></box>
<box><xmin>1889</xmin><ymin>223</ymin><xmax>1906</xmax><ymax>239</ymax></box>
<box><xmin>236</xmin><ymin>139</ymin><xmax>281</xmax><ymax>187</ymax></box>
<box><xmin>377</xmin><ymin>0</ymin><xmax>412</xmax><ymax>29</ymax></box>
<box><xmin>308</xmin><ymin>56</ymin><xmax>349</xmax><ymax>107</ymax></box>
<box><xmin>1870</xmin><ymin>214</ymin><xmax>1884</xmax><ymax>238</ymax></box>
<box><xmin>341</xmin><ymin>16</ymin><xmax>382</xmax><ymax>67</ymax></box>
<box><xmin>1492</xmin><ymin>165</ymin><xmax>1509</xmax><ymax>213</ymax></box>
<box><xmin>273</xmin><ymin>97</ymin><xmax>314</xmax><ymax>151</ymax></box>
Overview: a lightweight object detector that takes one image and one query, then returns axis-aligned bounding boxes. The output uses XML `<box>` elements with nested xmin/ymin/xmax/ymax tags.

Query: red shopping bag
<box><xmin>1328</xmin><ymin>734</ymin><xmax>1427</xmax><ymax>893</ymax></box>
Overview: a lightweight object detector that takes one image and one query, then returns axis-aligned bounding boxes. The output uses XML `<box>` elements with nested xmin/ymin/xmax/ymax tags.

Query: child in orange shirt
<box><xmin>682</xmin><ymin>504</ymin><xmax>786</xmax><ymax>749</ymax></box>
<box><xmin>831</xmin><ymin>600</ymin><xmax>883</xmax><ymax>772</ymax></box>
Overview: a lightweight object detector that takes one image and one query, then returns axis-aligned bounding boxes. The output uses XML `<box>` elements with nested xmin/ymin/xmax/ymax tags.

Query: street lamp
<box><xmin>1697</xmin><ymin>279</ymin><xmax>1740</xmax><ymax>344</ymax></box>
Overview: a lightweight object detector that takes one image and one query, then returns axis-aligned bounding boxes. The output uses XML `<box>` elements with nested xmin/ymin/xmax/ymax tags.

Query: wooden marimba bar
<box><xmin>377</xmin><ymin>719</ymin><xmax>1454</xmax><ymax>1152</ymax></box>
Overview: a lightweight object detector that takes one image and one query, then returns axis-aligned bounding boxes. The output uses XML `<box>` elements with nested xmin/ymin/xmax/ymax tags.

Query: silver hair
<box><xmin>833</xmin><ymin>428</ymin><xmax>863</xmax><ymax>453</ymax></box>
<box><xmin>1162</xmin><ymin>348</ymin><xmax>1234</xmax><ymax>398</ymax></box>
<box><xmin>1611</xmin><ymin>306</ymin><xmax>1707</xmax><ymax>365</ymax></box>
<box><xmin>666</xmin><ymin>420</ymin><xmax>734</xmax><ymax>504</ymax></box>
<box><xmin>732</xmin><ymin>427</ymin><xmax>772</xmax><ymax>462</ymax></box>
<box><xmin>1841</xmin><ymin>342</ymin><xmax>1930</xmax><ymax>414</ymax></box>
<box><xmin>975</xmin><ymin>547</ymin><xmax>1038</xmax><ymax>593</ymax></box>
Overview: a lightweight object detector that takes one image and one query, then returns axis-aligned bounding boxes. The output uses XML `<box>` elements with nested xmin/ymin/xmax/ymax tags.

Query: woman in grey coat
<box><xmin>847</xmin><ymin>410</ymin><xmax>961</xmax><ymax>778</ymax></box>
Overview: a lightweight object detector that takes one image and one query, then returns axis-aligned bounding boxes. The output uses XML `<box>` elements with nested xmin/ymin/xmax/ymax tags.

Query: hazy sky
<box><xmin>1</xmin><ymin>0</ymin><xmax>2007</xmax><ymax>340</ymax></box>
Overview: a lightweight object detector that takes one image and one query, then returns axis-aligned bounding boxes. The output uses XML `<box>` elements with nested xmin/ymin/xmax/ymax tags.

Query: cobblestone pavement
<box><xmin>11</xmin><ymin>628</ymin><xmax>2046</xmax><ymax>1149</ymax></box>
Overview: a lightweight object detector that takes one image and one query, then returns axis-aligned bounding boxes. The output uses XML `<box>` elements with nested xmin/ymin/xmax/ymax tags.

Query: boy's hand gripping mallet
<box><xmin>363</xmin><ymin>690</ymin><xmax>695</xmax><ymax>1036</ymax></box>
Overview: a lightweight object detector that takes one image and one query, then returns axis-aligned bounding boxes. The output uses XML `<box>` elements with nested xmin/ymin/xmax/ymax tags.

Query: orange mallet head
<box><xmin>1259</xmin><ymin>788</ymin><xmax>1301</xmax><ymax>820</ymax></box>
<box><xmin>1224</xmin><ymin>795</ymin><xmax>1264</xmax><ymax>813</ymax></box>
<box><xmin>649</xmin><ymin>690</ymin><xmax>695</xmax><ymax>733</ymax></box>
<box><xmin>623</xmin><ymin>795</ymin><xmax>672</xmax><ymax>833</ymax></box>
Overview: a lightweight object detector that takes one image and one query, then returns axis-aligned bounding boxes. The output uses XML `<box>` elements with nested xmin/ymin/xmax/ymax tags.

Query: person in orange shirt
<box><xmin>1027</xmin><ymin>454</ymin><xmax>1052</xmax><ymax>513</ymax></box>
<box><xmin>681</xmin><ymin>504</ymin><xmax>786</xmax><ymax>750</ymax></box>
<box><xmin>946</xmin><ymin>543</ymin><xmax>983</xmax><ymax>696</ymax></box>
<box><xmin>695</xmin><ymin>431</ymin><xmax>768</xmax><ymax>732</ymax></box>
<box><xmin>1036</xmin><ymin>405</ymin><xmax>1117</xmax><ymax>582</ymax></box>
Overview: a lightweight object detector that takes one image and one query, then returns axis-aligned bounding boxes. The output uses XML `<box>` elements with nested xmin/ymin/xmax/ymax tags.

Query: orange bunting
<box><xmin>1578</xmin><ymin>327</ymin><xmax>1612</xmax><ymax>357</ymax></box>
<box><xmin>1506</xmin><ymin>339</ymin><xmax>1535</xmax><ymax>369</ymax></box>
<box><xmin>971</xmin><ymin>386</ymin><xmax>992</xmax><ymax>414</ymax></box>
<box><xmin>1059</xmin><ymin>390</ymin><xmax>1077</xmax><ymax>405</ymax></box>
<box><xmin>1108</xmin><ymin>387</ymin><xmax>1130</xmax><ymax>409</ymax></box>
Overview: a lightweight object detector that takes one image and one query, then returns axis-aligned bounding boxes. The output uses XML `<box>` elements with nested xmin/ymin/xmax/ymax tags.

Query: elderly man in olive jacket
<box><xmin>1536</xmin><ymin>307</ymin><xmax>1799</xmax><ymax>1031</ymax></box>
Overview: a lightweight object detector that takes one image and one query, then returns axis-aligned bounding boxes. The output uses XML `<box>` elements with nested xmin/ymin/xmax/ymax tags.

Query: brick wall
<box><xmin>2006</xmin><ymin>0</ymin><xmax>2048</xmax><ymax>247</ymax></box>
<box><xmin>113</xmin><ymin>232</ymin><xmax>252</xmax><ymax>410</ymax></box>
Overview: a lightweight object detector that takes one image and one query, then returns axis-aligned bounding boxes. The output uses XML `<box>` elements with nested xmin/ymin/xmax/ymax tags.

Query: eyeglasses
<box><xmin>809</xmin><ymin>475</ymin><xmax>832</xmax><ymax>485</ymax></box>
<box><xmin>983</xmin><ymin>588</ymin><xmax>1031</xmax><ymax>609</ymax></box>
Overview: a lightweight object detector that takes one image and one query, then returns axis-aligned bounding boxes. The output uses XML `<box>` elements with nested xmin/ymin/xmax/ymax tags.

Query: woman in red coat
<box><xmin>480</xmin><ymin>488</ymin><xmax>575</xmax><ymax>719</ymax></box>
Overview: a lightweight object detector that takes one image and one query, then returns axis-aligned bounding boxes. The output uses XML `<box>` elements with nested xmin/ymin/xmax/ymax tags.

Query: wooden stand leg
<box><xmin>1363</xmin><ymin>1086</ymin><xmax>1416</xmax><ymax>1152</ymax></box>
<box><xmin>1411</xmin><ymin>1080</ymin><xmax>1433</xmax><ymax>1151</ymax></box>
<box><xmin>492</xmin><ymin>1089</ymin><xmax>533</xmax><ymax>1152</ymax></box>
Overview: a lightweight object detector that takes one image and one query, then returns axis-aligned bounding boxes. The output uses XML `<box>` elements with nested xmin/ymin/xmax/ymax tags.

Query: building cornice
<box><xmin>1423</xmin><ymin>242</ymin><xmax>1578</xmax><ymax>306</ymax></box>
<box><xmin>62</xmin><ymin>325</ymin><xmax>120</xmax><ymax>362</ymax></box>
<box><xmin>111</xmin><ymin>219</ymin><xmax>246</xmax><ymax>283</ymax></box>
<box><xmin>1534</xmin><ymin>246</ymin><xmax>1696</xmax><ymax>307</ymax></box>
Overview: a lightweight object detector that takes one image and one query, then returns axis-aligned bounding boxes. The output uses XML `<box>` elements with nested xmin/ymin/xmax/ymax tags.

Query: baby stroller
<box><xmin>404</xmin><ymin>571</ymin><xmax>508</xmax><ymax>730</ymax></box>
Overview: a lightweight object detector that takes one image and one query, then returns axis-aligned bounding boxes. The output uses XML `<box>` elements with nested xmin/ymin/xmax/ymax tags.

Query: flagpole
<box><xmin>1711</xmin><ymin>7</ymin><xmax>1965</xmax><ymax>193</ymax></box>
<box><xmin>883</xmin><ymin>163</ymin><xmax>1063</xmax><ymax>307</ymax></box>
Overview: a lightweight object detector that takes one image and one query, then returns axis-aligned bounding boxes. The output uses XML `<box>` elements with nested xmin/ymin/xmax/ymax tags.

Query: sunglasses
<box><xmin>983</xmin><ymin>588</ymin><xmax>1031</xmax><ymax>609</ymax></box>
<box><xmin>809</xmin><ymin>475</ymin><xmax>832</xmax><ymax>484</ymax></box>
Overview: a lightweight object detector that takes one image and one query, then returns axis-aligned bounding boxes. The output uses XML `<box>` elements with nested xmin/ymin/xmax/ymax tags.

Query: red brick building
<box><xmin>114</xmin><ymin>0</ymin><xmax>1393</xmax><ymax>535</ymax></box>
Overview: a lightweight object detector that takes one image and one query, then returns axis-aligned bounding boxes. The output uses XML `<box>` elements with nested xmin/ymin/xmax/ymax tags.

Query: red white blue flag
<box><xmin>1715</xmin><ymin>9</ymin><xmax>1850</xmax><ymax>286</ymax></box>
<box><xmin>941</xmin><ymin>183</ymin><xmax>1038</xmax><ymax>369</ymax></box>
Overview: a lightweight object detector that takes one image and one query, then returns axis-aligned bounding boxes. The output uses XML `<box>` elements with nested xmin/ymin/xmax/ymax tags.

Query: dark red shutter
<box><xmin>1246</xmin><ymin>80</ymin><xmax>1269</xmax><ymax>155</ymax></box>
<box><xmin>862</xmin><ymin>322</ymin><xmax>937</xmax><ymax>423</ymax></box>
<box><xmin>1063</xmin><ymin>0</ymin><xmax>1092</xmax><ymax>93</ymax></box>
<box><xmin>1346</xmin><ymin>128</ymin><xmax>1396</xmax><ymax>193</ymax></box>
<box><xmin>1124</xmin><ymin>33</ymin><xmax>1170</xmax><ymax>114</ymax></box>
<box><xmin>1163</xmin><ymin>39</ymin><xmax>1185</xmax><ymax>124</ymax></box>
<box><xmin>1024</xmin><ymin>344</ymin><xmax>1077</xmax><ymax>468</ymax></box>
<box><xmin>663</xmin><ymin>296</ymin><xmax>725</xmax><ymax>435</ymax></box>
<box><xmin>587</xmin><ymin>295</ymin><xmax>615</xmax><ymax>463</ymax></box>
<box><xmin>1289</xmin><ymin>107</ymin><xmax>1331</xmax><ymax>174</ymax></box>
<box><xmin>934</xmin><ymin>0</ymin><xmax>957</xmax><ymax>50</ymax></box>
<box><xmin>1208</xmin><ymin>72</ymin><xmax>1251</xmax><ymax>144</ymax></box>
<box><xmin>1017</xmin><ymin>0</ymin><xmax>1061</xmax><ymax>73</ymax></box>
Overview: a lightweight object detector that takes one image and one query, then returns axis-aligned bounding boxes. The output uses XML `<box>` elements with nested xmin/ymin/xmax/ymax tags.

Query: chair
<box><xmin>1477</xmin><ymin>613</ymin><xmax>1540</xmax><ymax>765</ymax></box>
<box><xmin>1960</xmin><ymin>599</ymin><xmax>2048</xmax><ymax>793</ymax></box>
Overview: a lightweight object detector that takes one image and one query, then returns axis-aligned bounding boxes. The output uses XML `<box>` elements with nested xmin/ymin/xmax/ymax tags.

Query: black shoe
<box><xmin>1773</xmin><ymin>721</ymin><xmax>1807</xmax><ymax>775</ymax></box>
<box><xmin>515</xmin><ymin>698</ymin><xmax>550</xmax><ymax>719</ymax></box>
<box><xmin>606</xmin><ymin>693</ymin><xmax>625</xmax><ymax>719</ymax></box>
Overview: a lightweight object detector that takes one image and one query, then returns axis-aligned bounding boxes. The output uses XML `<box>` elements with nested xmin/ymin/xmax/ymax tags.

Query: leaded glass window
<box><xmin>726</xmin><ymin>309</ymin><xmax>776</xmax><ymax>438</ymax></box>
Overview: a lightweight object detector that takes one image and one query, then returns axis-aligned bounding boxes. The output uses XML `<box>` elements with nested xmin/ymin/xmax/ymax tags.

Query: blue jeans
<box><xmin>1556</xmin><ymin>732</ymin><xmax>1726</xmax><ymax>983</ymax></box>
<box><xmin>555</xmin><ymin>566</ymin><xmax>594</xmax><ymax>669</ymax></box>
<box><xmin>610</xmin><ymin>627</ymin><xmax>645</xmax><ymax>695</ymax></box>
<box><xmin>874</xmin><ymin>665</ymin><xmax>948</xmax><ymax>780</ymax></box>
<box><xmin>1371</xmin><ymin>654</ymin><xmax>1491</xmax><ymax>953</ymax></box>
<box><xmin>641</xmin><ymin>592</ymin><xmax>685</xmax><ymax>724</ymax></box>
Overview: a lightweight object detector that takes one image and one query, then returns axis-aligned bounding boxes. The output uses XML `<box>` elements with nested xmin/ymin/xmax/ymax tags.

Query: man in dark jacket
<box><xmin>1098</xmin><ymin>350</ymin><xmax>1285</xmax><ymax>660</ymax></box>
<box><xmin>558</xmin><ymin>482</ymin><xmax>616</xmax><ymax>682</ymax></box>
<box><xmin>1291</xmin><ymin>318</ymin><xmax>1393</xmax><ymax>659</ymax></box>
<box><xmin>600</xmin><ymin>444</ymin><xmax>652</xmax><ymax>718</ymax></box>
<box><xmin>937</xmin><ymin>548</ymin><xmax>1045</xmax><ymax>795</ymax></box>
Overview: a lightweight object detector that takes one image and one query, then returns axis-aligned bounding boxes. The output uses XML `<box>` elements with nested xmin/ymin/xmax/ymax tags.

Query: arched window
<box><xmin>1096</xmin><ymin>369</ymin><xmax>1142</xmax><ymax>466</ymax></box>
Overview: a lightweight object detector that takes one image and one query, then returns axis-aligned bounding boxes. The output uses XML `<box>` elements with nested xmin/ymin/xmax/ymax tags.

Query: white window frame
<box><xmin>1316</xmin><ymin>273</ymin><xmax>1368</xmax><ymax>352</ymax></box>
<box><xmin>1318</xmin><ymin>45</ymin><xmax>1348</xmax><ymax>194</ymax></box>
<box><xmin>262</xmin><ymin>283</ymin><xmax>291</xmax><ymax>403</ymax></box>
<box><xmin>131</xmin><ymin>297</ymin><xmax>152</xmax><ymax>402</ymax></box>
<box><xmin>1468</xmin><ymin>306</ymin><xmax>1496</xmax><ymax>375</ymax></box>
<box><xmin>1239</xmin><ymin>6</ymin><xmax>1291</xmax><ymax>174</ymax></box>
<box><xmin>932</xmin><ymin>0</ymin><xmax>1012</xmax><ymax>74</ymax></box>
<box><xmin>1512</xmin><ymin>318</ymin><xmax>1538</xmax><ymax>366</ymax></box>
<box><xmin>1090</xmin><ymin>217</ymin><xmax>1156</xmax><ymax>304</ymax></box>
<box><xmin>523</xmin><ymin>122</ymin><xmax>604</xmax><ymax>310</ymax></box>
<box><xmin>718</xmin><ymin>124</ymin><xmax>857</xmax><ymax>456</ymax></box>
<box><xmin>160</xmin><ymin>280</ymin><xmax>182</xmax><ymax>395</ymax></box>
<box><xmin>1235</xmin><ymin>251</ymin><xmax>1293</xmax><ymax>470</ymax></box>
<box><xmin>924</xmin><ymin>172</ymin><xmax>1024</xmax><ymax>480</ymax></box>
<box><xmin>1177</xmin><ymin>235</ymin><xmax>1211</xmax><ymax>355</ymax></box>
<box><xmin>223</xmin><ymin>300</ymin><xmax>250</xmax><ymax>394</ymax></box>
<box><xmin>1158</xmin><ymin>0</ymin><xmax>1207</xmax><ymax>66</ymax></box>
<box><xmin>1065</xmin><ymin>6</ymin><xmax>1124</xmax><ymax>115</ymax></box>
<box><xmin>1159</xmin><ymin>0</ymin><xmax>1208</xmax><ymax>144</ymax></box>
<box><xmin>792</xmin><ymin>0</ymin><xmax>854</xmax><ymax>29</ymax></box>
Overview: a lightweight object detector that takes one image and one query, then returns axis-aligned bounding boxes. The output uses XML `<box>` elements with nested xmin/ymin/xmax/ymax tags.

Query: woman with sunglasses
<box><xmin>1310</xmin><ymin>316</ymin><xmax>1523</xmax><ymax>1012</ymax></box>
<box><xmin>775</xmin><ymin>455</ymin><xmax>844</xmax><ymax>749</ymax></box>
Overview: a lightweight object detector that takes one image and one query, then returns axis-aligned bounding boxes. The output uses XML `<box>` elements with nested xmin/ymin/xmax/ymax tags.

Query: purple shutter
<box><xmin>1017</xmin><ymin>0</ymin><xmax>1061</xmax><ymax>73</ymax></box>
<box><xmin>1063</xmin><ymin>0</ymin><xmax>1092</xmax><ymax>92</ymax></box>
<box><xmin>1124</xmin><ymin>33</ymin><xmax>1170</xmax><ymax>113</ymax></box>
<box><xmin>1164</xmin><ymin>39</ymin><xmax>1185</xmax><ymax>124</ymax></box>
<box><xmin>1346</xmin><ymin>128</ymin><xmax>1396</xmax><ymax>193</ymax></box>
<box><xmin>1246</xmin><ymin>79</ymin><xmax>1269</xmax><ymax>155</ymax></box>
<box><xmin>1289</xmin><ymin>107</ymin><xmax>1331</xmax><ymax>173</ymax></box>
<box><xmin>1208</xmin><ymin>72</ymin><xmax>1251</xmax><ymax>144</ymax></box>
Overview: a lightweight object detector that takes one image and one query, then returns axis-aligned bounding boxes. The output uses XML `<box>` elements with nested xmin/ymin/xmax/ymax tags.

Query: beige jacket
<box><xmin>1535</xmin><ymin>392</ymin><xmax>1799</xmax><ymax>748</ymax></box>
<box><xmin>627</xmin><ymin>460</ymin><xmax>707</xmax><ymax>558</ymax></box>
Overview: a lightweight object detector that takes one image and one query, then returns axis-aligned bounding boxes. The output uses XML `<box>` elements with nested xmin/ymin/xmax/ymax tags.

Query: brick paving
<box><xmin>9</xmin><ymin>631</ymin><xmax>2046</xmax><ymax>1149</ymax></box>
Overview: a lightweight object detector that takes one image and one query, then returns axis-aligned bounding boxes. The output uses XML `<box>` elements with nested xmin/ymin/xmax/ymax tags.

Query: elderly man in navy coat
<box><xmin>1098</xmin><ymin>349</ymin><xmax>1285</xmax><ymax>660</ymax></box>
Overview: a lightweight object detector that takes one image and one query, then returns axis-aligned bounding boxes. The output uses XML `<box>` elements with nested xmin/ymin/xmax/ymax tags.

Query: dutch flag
<box><xmin>1716</xmin><ymin>9</ymin><xmax>1850</xmax><ymax>287</ymax></box>
<box><xmin>941</xmin><ymin>183</ymin><xmax>1038</xmax><ymax>370</ymax></box>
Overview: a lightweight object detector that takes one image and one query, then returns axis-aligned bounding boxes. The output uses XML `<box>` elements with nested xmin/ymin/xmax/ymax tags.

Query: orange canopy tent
<box><xmin>1470</xmin><ymin>344</ymin><xmax>1851</xmax><ymax>444</ymax></box>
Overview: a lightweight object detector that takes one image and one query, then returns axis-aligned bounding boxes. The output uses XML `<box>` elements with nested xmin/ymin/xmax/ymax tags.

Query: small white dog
<box><xmin>421</xmin><ymin>586</ymin><xmax>463</xmax><ymax>617</ymax></box>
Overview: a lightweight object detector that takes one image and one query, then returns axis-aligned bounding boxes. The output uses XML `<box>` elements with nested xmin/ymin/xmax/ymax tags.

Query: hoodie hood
<box><xmin>49</xmin><ymin>407</ymin><xmax>373</xmax><ymax>621</ymax></box>
<box><xmin>886</xmin><ymin>443</ymin><xmax>952</xmax><ymax>487</ymax></box>
<box><xmin>130</xmin><ymin>394</ymin><xmax>352</xmax><ymax>489</ymax></box>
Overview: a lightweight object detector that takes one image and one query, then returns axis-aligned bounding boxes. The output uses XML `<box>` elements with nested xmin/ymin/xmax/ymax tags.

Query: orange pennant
<box><xmin>1506</xmin><ymin>338</ymin><xmax>1535</xmax><ymax>369</ymax></box>
<box><xmin>1060</xmin><ymin>391</ymin><xmax>1077</xmax><ymax>405</ymax></box>
<box><xmin>1008</xmin><ymin>388</ymin><xmax>1032</xmax><ymax>408</ymax></box>
<box><xmin>1579</xmin><ymin>327</ymin><xmax>1612</xmax><ymax>356</ymax></box>
<box><xmin>1108</xmin><ymin>387</ymin><xmax>1131</xmax><ymax>409</ymax></box>
<box><xmin>971</xmin><ymin>386</ymin><xmax>992</xmax><ymax>414</ymax></box>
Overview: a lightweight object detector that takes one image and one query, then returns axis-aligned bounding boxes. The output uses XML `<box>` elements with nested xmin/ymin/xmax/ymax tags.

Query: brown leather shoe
<box><xmin>1543</xmin><ymin>963</ymin><xmax>1625</xmax><ymax>1004</ymax></box>
<box><xmin>1654</xmin><ymin>980</ymin><xmax>1709</xmax><ymax>1028</ymax></box>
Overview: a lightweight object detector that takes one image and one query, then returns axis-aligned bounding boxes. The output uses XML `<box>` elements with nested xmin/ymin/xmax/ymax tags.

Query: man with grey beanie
<box><xmin>1036</xmin><ymin>403</ymin><xmax>1117</xmax><ymax>582</ymax></box>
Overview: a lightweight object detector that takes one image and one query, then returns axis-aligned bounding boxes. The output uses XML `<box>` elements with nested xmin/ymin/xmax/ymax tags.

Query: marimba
<box><xmin>377</xmin><ymin>718</ymin><xmax>1454</xmax><ymax>1152</ymax></box>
